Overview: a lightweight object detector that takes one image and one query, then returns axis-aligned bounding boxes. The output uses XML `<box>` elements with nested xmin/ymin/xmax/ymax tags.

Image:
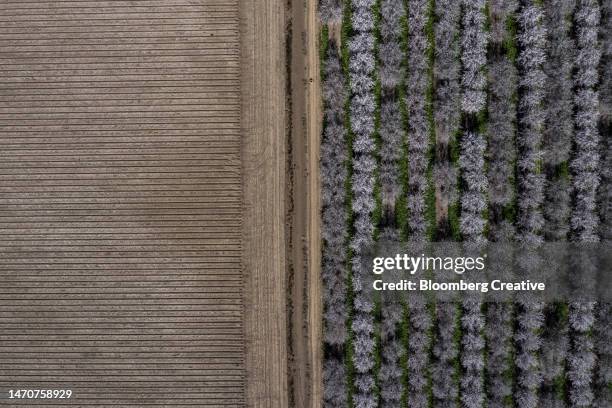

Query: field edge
<box><xmin>240</xmin><ymin>0</ymin><xmax>289</xmax><ymax>406</ymax></box>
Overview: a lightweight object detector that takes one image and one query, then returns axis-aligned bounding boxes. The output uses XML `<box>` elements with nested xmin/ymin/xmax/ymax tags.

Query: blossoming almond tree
<box><xmin>514</xmin><ymin>3</ymin><xmax>547</xmax><ymax>407</ymax></box>
<box><xmin>459</xmin><ymin>2</ymin><xmax>488</xmax><ymax>407</ymax></box>
<box><xmin>316</xmin><ymin>0</ymin><xmax>611</xmax><ymax>405</ymax></box>
<box><xmin>378</xmin><ymin>0</ymin><xmax>406</xmax><ymax>405</ymax></box>
<box><xmin>486</xmin><ymin>3</ymin><xmax>519</xmax><ymax>406</ymax></box>
<box><xmin>568</xmin><ymin>2</ymin><xmax>602</xmax><ymax>407</ymax></box>
<box><xmin>319</xmin><ymin>0</ymin><xmax>343</xmax><ymax>23</ymax></box>
<box><xmin>405</xmin><ymin>1</ymin><xmax>434</xmax><ymax>407</ymax></box>
<box><xmin>321</xmin><ymin>41</ymin><xmax>349</xmax><ymax>408</ymax></box>
<box><xmin>433</xmin><ymin>0</ymin><xmax>460</xmax><ymax>239</ymax></box>
<box><xmin>349</xmin><ymin>1</ymin><xmax>377</xmax><ymax>406</ymax></box>
<box><xmin>540</xmin><ymin>2</ymin><xmax>575</xmax><ymax>407</ymax></box>
<box><xmin>430</xmin><ymin>2</ymin><xmax>462</xmax><ymax>406</ymax></box>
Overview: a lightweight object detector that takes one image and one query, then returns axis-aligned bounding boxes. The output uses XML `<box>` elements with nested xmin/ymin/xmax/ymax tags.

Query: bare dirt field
<box><xmin>0</xmin><ymin>0</ymin><xmax>247</xmax><ymax>406</ymax></box>
<box><xmin>240</xmin><ymin>0</ymin><xmax>289</xmax><ymax>406</ymax></box>
<box><xmin>0</xmin><ymin>0</ymin><xmax>315</xmax><ymax>406</ymax></box>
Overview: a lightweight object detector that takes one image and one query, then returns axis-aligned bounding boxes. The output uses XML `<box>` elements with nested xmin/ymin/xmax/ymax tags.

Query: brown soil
<box><xmin>241</xmin><ymin>0</ymin><xmax>289</xmax><ymax>406</ymax></box>
<box><xmin>286</xmin><ymin>0</ymin><xmax>322</xmax><ymax>406</ymax></box>
<box><xmin>287</xmin><ymin>0</ymin><xmax>309</xmax><ymax>403</ymax></box>
<box><xmin>306</xmin><ymin>0</ymin><xmax>323</xmax><ymax>406</ymax></box>
<box><xmin>0</xmin><ymin>1</ymin><xmax>247</xmax><ymax>405</ymax></box>
<box><xmin>0</xmin><ymin>0</ymin><xmax>306</xmax><ymax>406</ymax></box>
<box><xmin>241</xmin><ymin>0</ymin><xmax>321</xmax><ymax>404</ymax></box>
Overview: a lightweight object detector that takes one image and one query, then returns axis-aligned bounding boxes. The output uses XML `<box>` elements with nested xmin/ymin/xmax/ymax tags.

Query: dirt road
<box><xmin>241</xmin><ymin>0</ymin><xmax>289</xmax><ymax>406</ymax></box>
<box><xmin>306</xmin><ymin>0</ymin><xmax>323</xmax><ymax>406</ymax></box>
<box><xmin>287</xmin><ymin>0</ymin><xmax>322</xmax><ymax>406</ymax></box>
<box><xmin>287</xmin><ymin>0</ymin><xmax>309</xmax><ymax>404</ymax></box>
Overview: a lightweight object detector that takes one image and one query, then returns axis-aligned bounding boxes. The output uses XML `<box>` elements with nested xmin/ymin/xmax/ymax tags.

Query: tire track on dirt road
<box><xmin>241</xmin><ymin>0</ymin><xmax>289</xmax><ymax>406</ymax></box>
<box><xmin>306</xmin><ymin>0</ymin><xmax>322</xmax><ymax>406</ymax></box>
<box><xmin>287</xmin><ymin>0</ymin><xmax>321</xmax><ymax>406</ymax></box>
